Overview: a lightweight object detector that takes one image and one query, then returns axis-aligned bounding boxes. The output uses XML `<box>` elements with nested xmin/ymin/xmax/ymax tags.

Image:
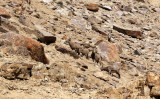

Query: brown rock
<box><xmin>113</xmin><ymin>25</ymin><xmax>143</xmax><ymax>39</ymax></box>
<box><xmin>87</xmin><ymin>4</ymin><xmax>99</xmax><ymax>12</ymax></box>
<box><xmin>146</xmin><ymin>72</ymin><xmax>160</xmax><ymax>87</ymax></box>
<box><xmin>0</xmin><ymin>33</ymin><xmax>49</xmax><ymax>64</ymax></box>
<box><xmin>136</xmin><ymin>0</ymin><xmax>145</xmax><ymax>2</ymax></box>
<box><xmin>151</xmin><ymin>86</ymin><xmax>160</xmax><ymax>96</ymax></box>
<box><xmin>123</xmin><ymin>5</ymin><xmax>132</xmax><ymax>12</ymax></box>
<box><xmin>36</xmin><ymin>27</ymin><xmax>56</xmax><ymax>44</ymax></box>
<box><xmin>0</xmin><ymin>63</ymin><xmax>33</xmax><ymax>80</ymax></box>
<box><xmin>96</xmin><ymin>41</ymin><xmax>120</xmax><ymax>62</ymax></box>
<box><xmin>0</xmin><ymin>8</ymin><xmax>11</xmax><ymax>18</ymax></box>
<box><xmin>128</xmin><ymin>19</ymin><xmax>137</xmax><ymax>24</ymax></box>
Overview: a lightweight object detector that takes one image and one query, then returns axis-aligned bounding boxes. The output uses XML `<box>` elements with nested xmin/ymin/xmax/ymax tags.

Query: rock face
<box><xmin>97</xmin><ymin>41</ymin><xmax>120</xmax><ymax>62</ymax></box>
<box><xmin>0</xmin><ymin>33</ymin><xmax>49</xmax><ymax>64</ymax></box>
<box><xmin>0</xmin><ymin>63</ymin><xmax>33</xmax><ymax>80</ymax></box>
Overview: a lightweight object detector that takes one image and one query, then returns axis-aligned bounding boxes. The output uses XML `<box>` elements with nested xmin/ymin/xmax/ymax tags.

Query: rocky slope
<box><xmin>0</xmin><ymin>0</ymin><xmax>159</xmax><ymax>98</ymax></box>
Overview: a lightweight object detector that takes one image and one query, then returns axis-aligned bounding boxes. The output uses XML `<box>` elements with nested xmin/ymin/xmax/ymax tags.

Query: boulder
<box><xmin>0</xmin><ymin>63</ymin><xmax>33</xmax><ymax>80</ymax></box>
<box><xmin>34</xmin><ymin>25</ymin><xmax>56</xmax><ymax>44</ymax></box>
<box><xmin>0</xmin><ymin>33</ymin><xmax>49</xmax><ymax>64</ymax></box>
<box><xmin>96</xmin><ymin>41</ymin><xmax>120</xmax><ymax>62</ymax></box>
<box><xmin>113</xmin><ymin>25</ymin><xmax>143</xmax><ymax>39</ymax></box>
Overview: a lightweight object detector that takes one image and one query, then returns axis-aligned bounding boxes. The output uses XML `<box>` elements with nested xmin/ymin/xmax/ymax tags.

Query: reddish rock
<box><xmin>0</xmin><ymin>8</ymin><xmax>11</xmax><ymax>18</ymax></box>
<box><xmin>0</xmin><ymin>33</ymin><xmax>49</xmax><ymax>64</ymax></box>
<box><xmin>87</xmin><ymin>4</ymin><xmax>99</xmax><ymax>12</ymax></box>
<box><xmin>96</xmin><ymin>39</ymin><xmax>120</xmax><ymax>62</ymax></box>
<box><xmin>62</xmin><ymin>36</ymin><xmax>67</xmax><ymax>40</ymax></box>
<box><xmin>113</xmin><ymin>25</ymin><xmax>143</xmax><ymax>39</ymax></box>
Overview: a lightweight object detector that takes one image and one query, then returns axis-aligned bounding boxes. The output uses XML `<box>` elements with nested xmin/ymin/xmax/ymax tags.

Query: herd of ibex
<box><xmin>67</xmin><ymin>38</ymin><xmax>102</xmax><ymax>65</ymax></box>
<box><xmin>67</xmin><ymin>39</ymin><xmax>122</xmax><ymax>78</ymax></box>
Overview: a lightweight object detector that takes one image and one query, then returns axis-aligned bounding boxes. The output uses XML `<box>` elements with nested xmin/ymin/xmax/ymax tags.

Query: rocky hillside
<box><xmin>0</xmin><ymin>0</ymin><xmax>159</xmax><ymax>98</ymax></box>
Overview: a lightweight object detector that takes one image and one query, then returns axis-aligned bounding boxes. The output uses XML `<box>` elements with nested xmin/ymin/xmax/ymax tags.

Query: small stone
<box><xmin>100</xmin><ymin>5</ymin><xmax>112</xmax><ymax>11</ymax></box>
<box><xmin>136</xmin><ymin>0</ymin><xmax>145</xmax><ymax>2</ymax></box>
<box><xmin>123</xmin><ymin>6</ymin><xmax>132</xmax><ymax>12</ymax></box>
<box><xmin>143</xmin><ymin>27</ymin><xmax>151</xmax><ymax>31</ymax></box>
<box><xmin>153</xmin><ymin>8</ymin><xmax>160</xmax><ymax>12</ymax></box>
<box><xmin>42</xmin><ymin>0</ymin><xmax>53</xmax><ymax>4</ymax></box>
<box><xmin>128</xmin><ymin>19</ymin><xmax>137</xmax><ymax>24</ymax></box>
<box><xmin>151</xmin><ymin>86</ymin><xmax>160</xmax><ymax>96</ymax></box>
<box><xmin>134</xmin><ymin>50</ymin><xmax>141</xmax><ymax>55</ymax></box>
<box><xmin>116</xmin><ymin>11</ymin><xmax>124</xmax><ymax>16</ymax></box>
<box><xmin>87</xmin><ymin>4</ymin><xmax>99</xmax><ymax>12</ymax></box>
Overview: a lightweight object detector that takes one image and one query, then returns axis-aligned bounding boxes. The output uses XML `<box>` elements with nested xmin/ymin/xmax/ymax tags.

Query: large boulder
<box><xmin>0</xmin><ymin>63</ymin><xmax>33</xmax><ymax>80</ymax></box>
<box><xmin>96</xmin><ymin>41</ymin><xmax>120</xmax><ymax>62</ymax></box>
<box><xmin>113</xmin><ymin>25</ymin><xmax>143</xmax><ymax>39</ymax></box>
<box><xmin>0</xmin><ymin>33</ymin><xmax>49</xmax><ymax>64</ymax></box>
